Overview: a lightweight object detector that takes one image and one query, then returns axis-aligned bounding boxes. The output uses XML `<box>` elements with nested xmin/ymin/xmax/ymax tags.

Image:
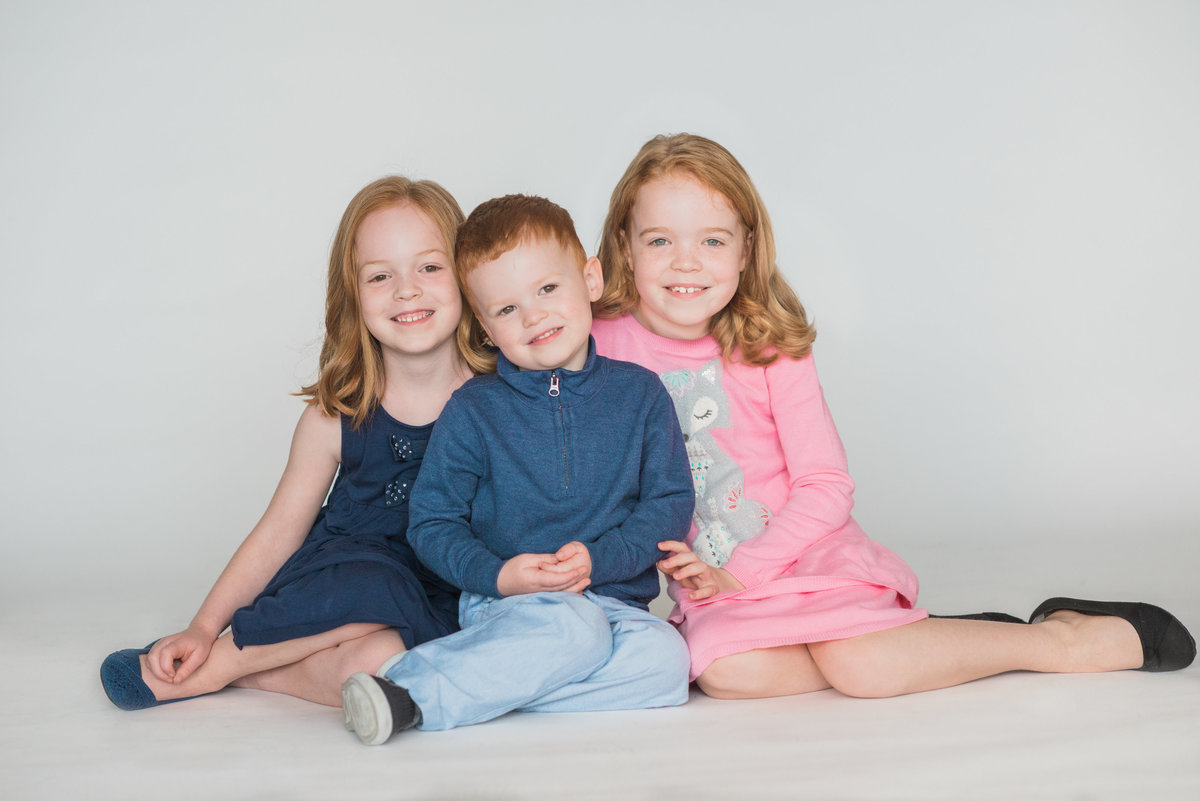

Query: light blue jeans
<box><xmin>378</xmin><ymin>590</ymin><xmax>690</xmax><ymax>731</ymax></box>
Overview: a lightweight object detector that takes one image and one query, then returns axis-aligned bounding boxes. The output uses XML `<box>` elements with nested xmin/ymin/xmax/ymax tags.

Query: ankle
<box><xmin>1040</xmin><ymin>612</ymin><xmax>1142</xmax><ymax>673</ymax></box>
<box><xmin>1035</xmin><ymin>614</ymin><xmax>1083</xmax><ymax>672</ymax></box>
<box><xmin>139</xmin><ymin>654</ymin><xmax>221</xmax><ymax>699</ymax></box>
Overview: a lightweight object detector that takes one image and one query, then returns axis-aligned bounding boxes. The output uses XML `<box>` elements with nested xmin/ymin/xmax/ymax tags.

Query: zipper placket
<box><xmin>549</xmin><ymin>370</ymin><xmax>568</xmax><ymax>490</ymax></box>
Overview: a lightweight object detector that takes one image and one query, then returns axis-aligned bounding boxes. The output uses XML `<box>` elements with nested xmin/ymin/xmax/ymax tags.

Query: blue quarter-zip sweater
<box><xmin>406</xmin><ymin>338</ymin><xmax>694</xmax><ymax>608</ymax></box>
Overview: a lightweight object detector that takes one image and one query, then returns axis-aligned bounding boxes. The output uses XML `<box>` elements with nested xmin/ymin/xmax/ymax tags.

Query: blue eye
<box><xmin>649</xmin><ymin>238</ymin><xmax>668</xmax><ymax>246</ymax></box>
<box><xmin>703</xmin><ymin>238</ymin><xmax>723</xmax><ymax>247</ymax></box>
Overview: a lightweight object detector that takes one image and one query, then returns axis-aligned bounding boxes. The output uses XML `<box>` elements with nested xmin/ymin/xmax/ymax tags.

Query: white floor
<box><xmin>4</xmin><ymin>576</ymin><xmax>1199</xmax><ymax>801</ymax></box>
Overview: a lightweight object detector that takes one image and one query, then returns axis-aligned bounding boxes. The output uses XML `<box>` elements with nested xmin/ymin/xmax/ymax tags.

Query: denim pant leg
<box><xmin>381</xmin><ymin>591</ymin><xmax>613</xmax><ymax>731</ymax></box>
<box><xmin>522</xmin><ymin>593</ymin><xmax>691</xmax><ymax>714</ymax></box>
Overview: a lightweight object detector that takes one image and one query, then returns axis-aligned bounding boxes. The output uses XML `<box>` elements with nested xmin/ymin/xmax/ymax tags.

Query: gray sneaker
<box><xmin>341</xmin><ymin>672</ymin><xmax>419</xmax><ymax>745</ymax></box>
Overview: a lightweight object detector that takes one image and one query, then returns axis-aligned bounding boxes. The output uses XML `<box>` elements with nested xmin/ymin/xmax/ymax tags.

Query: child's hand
<box><xmin>497</xmin><ymin>552</ymin><xmax>591</xmax><ymax>597</ymax></box>
<box><xmin>547</xmin><ymin>541</ymin><xmax>592</xmax><ymax>582</ymax></box>
<box><xmin>657</xmin><ymin>540</ymin><xmax>745</xmax><ymax>601</ymax></box>
<box><xmin>146</xmin><ymin>626</ymin><xmax>216</xmax><ymax>684</ymax></box>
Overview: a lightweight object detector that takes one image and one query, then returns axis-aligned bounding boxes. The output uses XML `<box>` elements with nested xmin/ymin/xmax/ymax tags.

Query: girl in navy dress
<box><xmin>101</xmin><ymin>176</ymin><xmax>491</xmax><ymax>709</ymax></box>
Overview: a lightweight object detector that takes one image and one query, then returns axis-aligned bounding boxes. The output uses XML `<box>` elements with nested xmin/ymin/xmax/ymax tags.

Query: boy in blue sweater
<box><xmin>341</xmin><ymin>194</ymin><xmax>694</xmax><ymax>745</ymax></box>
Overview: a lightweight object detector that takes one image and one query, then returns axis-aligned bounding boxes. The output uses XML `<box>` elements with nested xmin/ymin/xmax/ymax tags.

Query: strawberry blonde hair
<box><xmin>299</xmin><ymin>176</ymin><xmax>492</xmax><ymax>427</ymax></box>
<box><xmin>595</xmin><ymin>133</ymin><xmax>815</xmax><ymax>365</ymax></box>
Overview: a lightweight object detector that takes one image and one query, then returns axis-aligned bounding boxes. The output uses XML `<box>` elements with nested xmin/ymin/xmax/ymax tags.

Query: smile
<box><xmin>392</xmin><ymin>311</ymin><xmax>434</xmax><ymax>323</ymax></box>
<box><xmin>529</xmin><ymin>327</ymin><xmax>562</xmax><ymax>344</ymax></box>
<box><xmin>666</xmin><ymin>286</ymin><xmax>707</xmax><ymax>295</ymax></box>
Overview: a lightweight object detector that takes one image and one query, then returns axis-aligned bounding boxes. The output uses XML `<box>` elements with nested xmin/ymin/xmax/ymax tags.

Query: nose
<box><xmin>521</xmin><ymin>305</ymin><xmax>548</xmax><ymax>328</ymax></box>
<box><xmin>393</xmin><ymin>274</ymin><xmax>421</xmax><ymax>301</ymax></box>
<box><xmin>671</xmin><ymin>243</ymin><xmax>701</xmax><ymax>273</ymax></box>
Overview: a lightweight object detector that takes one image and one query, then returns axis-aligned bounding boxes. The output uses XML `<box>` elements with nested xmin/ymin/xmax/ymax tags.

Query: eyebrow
<box><xmin>358</xmin><ymin>248</ymin><xmax>448</xmax><ymax>269</ymax></box>
<box><xmin>636</xmin><ymin>226</ymin><xmax>737</xmax><ymax>238</ymax></box>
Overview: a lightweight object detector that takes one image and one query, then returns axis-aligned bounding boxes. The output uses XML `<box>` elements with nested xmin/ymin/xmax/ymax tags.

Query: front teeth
<box><xmin>394</xmin><ymin>311</ymin><xmax>433</xmax><ymax>323</ymax></box>
<box><xmin>667</xmin><ymin>286</ymin><xmax>705</xmax><ymax>294</ymax></box>
<box><xmin>531</xmin><ymin>328</ymin><xmax>560</xmax><ymax>343</ymax></box>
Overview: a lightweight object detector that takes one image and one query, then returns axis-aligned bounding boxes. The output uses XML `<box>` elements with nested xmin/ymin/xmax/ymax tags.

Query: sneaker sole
<box><xmin>341</xmin><ymin>672</ymin><xmax>394</xmax><ymax>746</ymax></box>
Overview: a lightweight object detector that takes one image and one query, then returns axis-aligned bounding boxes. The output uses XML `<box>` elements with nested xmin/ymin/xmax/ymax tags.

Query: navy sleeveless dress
<box><xmin>230</xmin><ymin>408</ymin><xmax>460</xmax><ymax>650</ymax></box>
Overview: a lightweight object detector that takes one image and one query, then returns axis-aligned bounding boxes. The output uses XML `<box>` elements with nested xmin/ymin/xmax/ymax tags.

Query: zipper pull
<box><xmin>548</xmin><ymin>371</ymin><xmax>560</xmax><ymax>397</ymax></box>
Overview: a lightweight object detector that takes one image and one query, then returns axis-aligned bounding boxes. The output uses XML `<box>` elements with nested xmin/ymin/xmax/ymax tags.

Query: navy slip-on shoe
<box><xmin>100</xmin><ymin>642</ymin><xmax>193</xmax><ymax>710</ymax></box>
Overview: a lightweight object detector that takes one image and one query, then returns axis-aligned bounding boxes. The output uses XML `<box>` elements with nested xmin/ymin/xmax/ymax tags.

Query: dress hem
<box><xmin>684</xmin><ymin>607</ymin><xmax>929</xmax><ymax>681</ymax></box>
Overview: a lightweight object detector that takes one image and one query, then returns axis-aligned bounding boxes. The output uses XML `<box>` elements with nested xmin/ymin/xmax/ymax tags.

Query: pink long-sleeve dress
<box><xmin>592</xmin><ymin>315</ymin><xmax>927</xmax><ymax>679</ymax></box>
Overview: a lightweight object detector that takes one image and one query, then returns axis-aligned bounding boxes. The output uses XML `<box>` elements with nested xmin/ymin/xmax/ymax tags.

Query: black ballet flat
<box><xmin>930</xmin><ymin>612</ymin><xmax>1026</xmax><ymax>624</ymax></box>
<box><xmin>1029</xmin><ymin>597</ymin><xmax>1197</xmax><ymax>672</ymax></box>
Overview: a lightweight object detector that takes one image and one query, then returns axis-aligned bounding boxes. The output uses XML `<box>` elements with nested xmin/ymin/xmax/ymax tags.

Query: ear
<box><xmin>462</xmin><ymin>274</ymin><xmax>491</xmax><ymax>337</ymax></box>
<box><xmin>468</xmin><ymin>296</ymin><xmax>496</xmax><ymax>342</ymax></box>
<box><xmin>582</xmin><ymin>256</ymin><xmax>604</xmax><ymax>302</ymax></box>
<box><xmin>475</xmin><ymin>314</ymin><xmax>495</xmax><ymax>343</ymax></box>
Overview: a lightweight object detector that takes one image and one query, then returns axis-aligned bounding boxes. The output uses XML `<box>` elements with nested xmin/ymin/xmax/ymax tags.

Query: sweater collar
<box><xmin>496</xmin><ymin>336</ymin><xmax>606</xmax><ymax>405</ymax></box>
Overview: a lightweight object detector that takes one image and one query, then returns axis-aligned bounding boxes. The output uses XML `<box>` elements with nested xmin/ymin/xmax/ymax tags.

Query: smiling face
<box><xmin>623</xmin><ymin>172</ymin><xmax>749</xmax><ymax>341</ymax></box>
<box><xmin>467</xmin><ymin>237</ymin><xmax>603</xmax><ymax>372</ymax></box>
<box><xmin>355</xmin><ymin>203</ymin><xmax>463</xmax><ymax>364</ymax></box>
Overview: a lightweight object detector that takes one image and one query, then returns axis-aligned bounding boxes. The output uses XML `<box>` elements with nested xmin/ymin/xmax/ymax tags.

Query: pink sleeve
<box><xmin>721</xmin><ymin>354</ymin><xmax>858</xmax><ymax>588</ymax></box>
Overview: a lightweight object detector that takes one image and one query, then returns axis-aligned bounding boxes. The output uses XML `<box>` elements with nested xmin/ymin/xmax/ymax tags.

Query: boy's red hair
<box><xmin>455</xmin><ymin>194</ymin><xmax>588</xmax><ymax>307</ymax></box>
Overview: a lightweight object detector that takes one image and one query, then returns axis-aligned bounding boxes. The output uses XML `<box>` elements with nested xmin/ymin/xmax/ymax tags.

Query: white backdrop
<box><xmin>2</xmin><ymin>1</ymin><xmax>1197</xmax><ymax>623</ymax></box>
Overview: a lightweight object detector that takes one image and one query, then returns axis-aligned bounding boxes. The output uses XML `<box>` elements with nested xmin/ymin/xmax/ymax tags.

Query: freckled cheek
<box><xmin>628</xmin><ymin>246</ymin><xmax>653</xmax><ymax>270</ymax></box>
<box><xmin>632</xmin><ymin>272</ymin><xmax>657</xmax><ymax>297</ymax></box>
<box><xmin>630</xmin><ymin>254</ymin><xmax>659</xmax><ymax>281</ymax></box>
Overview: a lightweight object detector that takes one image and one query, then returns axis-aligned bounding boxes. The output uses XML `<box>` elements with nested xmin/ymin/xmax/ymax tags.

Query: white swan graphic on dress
<box><xmin>658</xmin><ymin>359</ymin><xmax>770</xmax><ymax>567</ymax></box>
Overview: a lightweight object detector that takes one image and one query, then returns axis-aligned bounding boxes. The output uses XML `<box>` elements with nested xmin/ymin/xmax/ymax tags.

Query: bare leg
<box><xmin>138</xmin><ymin>623</ymin><xmax>388</xmax><ymax>702</ymax></box>
<box><xmin>691</xmin><ymin>612</ymin><xmax>1143</xmax><ymax>700</ymax></box>
<box><xmin>695</xmin><ymin>644</ymin><xmax>832</xmax><ymax>699</ymax></box>
<box><xmin>808</xmin><ymin>612</ymin><xmax>1143</xmax><ymax>698</ymax></box>
<box><xmin>233</xmin><ymin>628</ymin><xmax>406</xmax><ymax>706</ymax></box>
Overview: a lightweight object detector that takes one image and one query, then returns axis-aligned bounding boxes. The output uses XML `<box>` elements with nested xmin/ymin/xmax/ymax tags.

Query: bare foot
<box><xmin>1040</xmin><ymin>611</ymin><xmax>1143</xmax><ymax>673</ymax></box>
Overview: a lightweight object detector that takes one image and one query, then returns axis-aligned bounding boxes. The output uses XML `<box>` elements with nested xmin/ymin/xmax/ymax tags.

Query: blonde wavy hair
<box><xmin>299</xmin><ymin>176</ymin><xmax>492</xmax><ymax>427</ymax></box>
<box><xmin>595</xmin><ymin>133</ymin><xmax>815</xmax><ymax>365</ymax></box>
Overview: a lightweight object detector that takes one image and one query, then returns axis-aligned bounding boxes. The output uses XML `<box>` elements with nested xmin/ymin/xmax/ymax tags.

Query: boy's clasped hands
<box><xmin>496</xmin><ymin>541</ymin><xmax>593</xmax><ymax>595</ymax></box>
<box><xmin>495</xmin><ymin>539</ymin><xmax>747</xmax><ymax>601</ymax></box>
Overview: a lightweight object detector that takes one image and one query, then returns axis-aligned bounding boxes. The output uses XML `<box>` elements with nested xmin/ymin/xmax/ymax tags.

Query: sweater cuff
<box><xmin>464</xmin><ymin>553</ymin><xmax>506</xmax><ymax>598</ymax></box>
<box><xmin>583</xmin><ymin>541</ymin><xmax>609</xmax><ymax>587</ymax></box>
<box><xmin>723</xmin><ymin>559</ymin><xmax>758</xmax><ymax>590</ymax></box>
<box><xmin>723</xmin><ymin>551</ymin><xmax>790</xmax><ymax>589</ymax></box>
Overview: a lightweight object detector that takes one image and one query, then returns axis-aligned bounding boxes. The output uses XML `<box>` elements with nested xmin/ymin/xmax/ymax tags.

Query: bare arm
<box><xmin>147</xmin><ymin>404</ymin><xmax>341</xmax><ymax>683</ymax></box>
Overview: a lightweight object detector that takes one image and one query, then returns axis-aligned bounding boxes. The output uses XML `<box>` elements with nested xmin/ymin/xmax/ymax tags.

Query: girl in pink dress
<box><xmin>590</xmin><ymin>133</ymin><xmax>1194</xmax><ymax>699</ymax></box>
